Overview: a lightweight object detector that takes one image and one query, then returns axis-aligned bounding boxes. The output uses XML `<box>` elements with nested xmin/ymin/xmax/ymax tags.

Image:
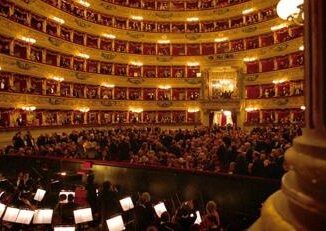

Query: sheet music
<box><xmin>16</xmin><ymin>209</ymin><xmax>34</xmax><ymax>224</ymax></box>
<box><xmin>2</xmin><ymin>207</ymin><xmax>19</xmax><ymax>222</ymax></box>
<box><xmin>73</xmin><ymin>208</ymin><xmax>93</xmax><ymax>224</ymax></box>
<box><xmin>33</xmin><ymin>209</ymin><xmax>53</xmax><ymax>224</ymax></box>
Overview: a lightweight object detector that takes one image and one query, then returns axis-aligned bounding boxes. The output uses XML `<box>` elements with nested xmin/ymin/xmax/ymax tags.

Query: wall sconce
<box><xmin>187</xmin><ymin>62</ymin><xmax>199</xmax><ymax>66</ymax></box>
<box><xmin>53</xmin><ymin>76</ymin><xmax>64</xmax><ymax>82</ymax></box>
<box><xmin>158</xmin><ymin>40</ymin><xmax>170</xmax><ymax>44</ymax></box>
<box><xmin>130</xmin><ymin>61</ymin><xmax>143</xmax><ymax>66</ymax></box>
<box><xmin>158</xmin><ymin>85</ymin><xmax>171</xmax><ymax>89</ymax></box>
<box><xmin>271</xmin><ymin>23</ymin><xmax>289</xmax><ymax>31</ymax></box>
<box><xmin>21</xmin><ymin>36</ymin><xmax>36</xmax><ymax>44</ymax></box>
<box><xmin>187</xmin><ymin>17</ymin><xmax>199</xmax><ymax>22</ymax></box>
<box><xmin>187</xmin><ymin>108</ymin><xmax>200</xmax><ymax>113</ymax></box>
<box><xmin>243</xmin><ymin>57</ymin><xmax>257</xmax><ymax>62</ymax></box>
<box><xmin>52</xmin><ymin>17</ymin><xmax>65</xmax><ymax>24</ymax></box>
<box><xmin>22</xmin><ymin>106</ymin><xmax>36</xmax><ymax>111</ymax></box>
<box><xmin>79</xmin><ymin>107</ymin><xmax>90</xmax><ymax>113</ymax></box>
<box><xmin>214</xmin><ymin>37</ymin><xmax>229</xmax><ymax>43</ymax></box>
<box><xmin>242</xmin><ymin>8</ymin><xmax>255</xmax><ymax>15</ymax></box>
<box><xmin>77</xmin><ymin>53</ymin><xmax>90</xmax><ymax>59</ymax></box>
<box><xmin>131</xmin><ymin>16</ymin><xmax>143</xmax><ymax>21</ymax></box>
<box><xmin>300</xmin><ymin>105</ymin><xmax>306</xmax><ymax>110</ymax></box>
<box><xmin>103</xmin><ymin>34</ymin><xmax>116</xmax><ymax>39</ymax></box>
<box><xmin>245</xmin><ymin>107</ymin><xmax>258</xmax><ymax>112</ymax></box>
<box><xmin>272</xmin><ymin>79</ymin><xmax>286</xmax><ymax>84</ymax></box>
<box><xmin>76</xmin><ymin>0</ymin><xmax>90</xmax><ymax>7</ymax></box>
<box><xmin>102</xmin><ymin>83</ymin><xmax>115</xmax><ymax>88</ymax></box>
<box><xmin>130</xmin><ymin>108</ymin><xmax>143</xmax><ymax>113</ymax></box>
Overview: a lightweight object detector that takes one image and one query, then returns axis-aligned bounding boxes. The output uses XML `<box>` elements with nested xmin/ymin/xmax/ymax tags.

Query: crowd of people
<box><xmin>2</xmin><ymin>124</ymin><xmax>303</xmax><ymax>179</ymax></box>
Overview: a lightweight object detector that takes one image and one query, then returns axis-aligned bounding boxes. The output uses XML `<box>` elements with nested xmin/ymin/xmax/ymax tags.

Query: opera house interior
<box><xmin>0</xmin><ymin>0</ymin><xmax>324</xmax><ymax>230</ymax></box>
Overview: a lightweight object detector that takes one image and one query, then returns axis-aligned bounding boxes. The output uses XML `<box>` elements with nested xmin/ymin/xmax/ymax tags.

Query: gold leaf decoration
<box><xmin>214</xmin><ymin>8</ymin><xmax>230</xmax><ymax>15</ymax></box>
<box><xmin>184</xmin><ymin>78</ymin><xmax>203</xmax><ymax>84</ymax></box>
<box><xmin>245</xmin><ymin>74</ymin><xmax>259</xmax><ymax>81</ymax></box>
<box><xmin>156</xmin><ymin>56</ymin><xmax>173</xmax><ymax>62</ymax></box>
<box><xmin>16</xmin><ymin>60</ymin><xmax>35</xmax><ymax>70</ymax></box>
<box><xmin>101</xmin><ymin>52</ymin><xmax>117</xmax><ymax>60</ymax></box>
<box><xmin>273</xmin><ymin>98</ymin><xmax>289</xmax><ymax>106</ymax></box>
<box><xmin>273</xmin><ymin>43</ymin><xmax>288</xmax><ymax>52</ymax></box>
<box><xmin>242</xmin><ymin>26</ymin><xmax>257</xmax><ymax>33</ymax></box>
<box><xmin>101</xmin><ymin>100</ymin><xmax>117</xmax><ymax>106</ymax></box>
<box><xmin>48</xmin><ymin>37</ymin><xmax>64</xmax><ymax>47</ymax></box>
<box><xmin>19</xmin><ymin>0</ymin><xmax>36</xmax><ymax>4</ymax></box>
<box><xmin>185</xmin><ymin>34</ymin><xmax>201</xmax><ymax>41</ymax></box>
<box><xmin>157</xmin><ymin>101</ymin><xmax>173</xmax><ymax>108</ymax></box>
<box><xmin>74</xmin><ymin>19</ymin><xmax>91</xmax><ymax>28</ymax></box>
<box><xmin>126</xmin><ymin>32</ymin><xmax>145</xmax><ymax>39</ymax></box>
<box><xmin>155</xmin><ymin>12</ymin><xmax>174</xmax><ymax>18</ymax></box>
<box><xmin>75</xmin><ymin>72</ymin><xmax>89</xmax><ymax>80</ymax></box>
<box><xmin>48</xmin><ymin>97</ymin><xmax>65</xmax><ymax>105</ymax></box>
<box><xmin>99</xmin><ymin>2</ymin><xmax>117</xmax><ymax>10</ymax></box>
<box><xmin>215</xmin><ymin>53</ymin><xmax>236</xmax><ymax>60</ymax></box>
<box><xmin>127</xmin><ymin>78</ymin><xmax>145</xmax><ymax>85</ymax></box>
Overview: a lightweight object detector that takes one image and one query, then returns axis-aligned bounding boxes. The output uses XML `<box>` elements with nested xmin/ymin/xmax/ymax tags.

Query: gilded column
<box><xmin>250</xmin><ymin>1</ymin><xmax>326</xmax><ymax>230</ymax></box>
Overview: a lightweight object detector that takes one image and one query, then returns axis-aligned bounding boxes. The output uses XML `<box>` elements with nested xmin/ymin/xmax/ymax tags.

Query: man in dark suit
<box><xmin>134</xmin><ymin>192</ymin><xmax>157</xmax><ymax>231</ymax></box>
<box><xmin>16</xmin><ymin>115</ymin><xmax>24</xmax><ymax>127</ymax></box>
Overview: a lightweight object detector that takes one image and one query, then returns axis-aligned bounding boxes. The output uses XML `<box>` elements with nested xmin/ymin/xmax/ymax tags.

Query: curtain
<box><xmin>261</xmin><ymin>58</ymin><xmax>275</xmax><ymax>72</ymax></box>
<box><xmin>187</xmin><ymin>44</ymin><xmax>200</xmax><ymax>55</ymax></box>
<box><xmin>187</xmin><ymin>66</ymin><xmax>199</xmax><ymax>78</ymax></box>
<box><xmin>202</xmin><ymin>43</ymin><xmax>214</xmax><ymax>55</ymax></box>
<box><xmin>246</xmin><ymin>85</ymin><xmax>260</xmax><ymax>99</ymax></box>
<box><xmin>172</xmin><ymin>44</ymin><xmax>185</xmax><ymax>56</ymax></box>
<box><xmin>246</xmin><ymin>61</ymin><xmax>259</xmax><ymax>74</ymax></box>
<box><xmin>14</xmin><ymin>42</ymin><xmax>27</xmax><ymax>59</ymax></box>
<box><xmin>291</xmin><ymin>52</ymin><xmax>304</xmax><ymax>67</ymax></box>
<box><xmin>291</xmin><ymin>26</ymin><xmax>304</xmax><ymax>38</ymax></box>
<box><xmin>172</xmin><ymin>66</ymin><xmax>185</xmax><ymax>78</ymax></box>
<box><xmin>276</xmin><ymin>55</ymin><xmax>290</xmax><ymax>69</ymax></box>
<box><xmin>86</xmin><ymin>35</ymin><xmax>98</xmax><ymax>48</ymax></box>
<box><xmin>276</xmin><ymin>29</ymin><xmax>290</xmax><ymax>42</ymax></box>
<box><xmin>261</xmin><ymin>33</ymin><xmax>274</xmax><ymax>47</ymax></box>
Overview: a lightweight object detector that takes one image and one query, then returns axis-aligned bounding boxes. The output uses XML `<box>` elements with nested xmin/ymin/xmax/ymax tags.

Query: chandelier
<box><xmin>277</xmin><ymin>0</ymin><xmax>304</xmax><ymax>25</ymax></box>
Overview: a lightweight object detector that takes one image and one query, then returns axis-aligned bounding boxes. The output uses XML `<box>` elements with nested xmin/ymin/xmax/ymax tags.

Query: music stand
<box><xmin>194</xmin><ymin>211</ymin><xmax>202</xmax><ymax>224</ymax></box>
<box><xmin>34</xmin><ymin>189</ymin><xmax>46</xmax><ymax>202</ymax></box>
<box><xmin>0</xmin><ymin>203</ymin><xmax>6</xmax><ymax>230</ymax></box>
<box><xmin>33</xmin><ymin>209</ymin><xmax>53</xmax><ymax>224</ymax></box>
<box><xmin>73</xmin><ymin>208</ymin><xmax>93</xmax><ymax>224</ymax></box>
<box><xmin>154</xmin><ymin>202</ymin><xmax>167</xmax><ymax>218</ymax></box>
<box><xmin>16</xmin><ymin>209</ymin><xmax>34</xmax><ymax>225</ymax></box>
<box><xmin>106</xmin><ymin>215</ymin><xmax>125</xmax><ymax>231</ymax></box>
<box><xmin>119</xmin><ymin>197</ymin><xmax>134</xmax><ymax>212</ymax></box>
<box><xmin>53</xmin><ymin>226</ymin><xmax>76</xmax><ymax>231</ymax></box>
<box><xmin>2</xmin><ymin>207</ymin><xmax>19</xmax><ymax>222</ymax></box>
<box><xmin>0</xmin><ymin>203</ymin><xmax>6</xmax><ymax>218</ymax></box>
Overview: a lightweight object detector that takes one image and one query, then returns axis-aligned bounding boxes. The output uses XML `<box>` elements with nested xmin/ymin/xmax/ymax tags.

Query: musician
<box><xmin>0</xmin><ymin>173</ymin><xmax>10</xmax><ymax>200</ymax></box>
<box><xmin>61</xmin><ymin>194</ymin><xmax>77</xmax><ymax>224</ymax></box>
<box><xmin>16</xmin><ymin>171</ymin><xmax>24</xmax><ymax>190</ymax></box>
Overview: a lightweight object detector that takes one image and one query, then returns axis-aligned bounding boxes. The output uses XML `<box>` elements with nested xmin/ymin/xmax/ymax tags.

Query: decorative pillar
<box><xmin>250</xmin><ymin>1</ymin><xmax>326</xmax><ymax>230</ymax></box>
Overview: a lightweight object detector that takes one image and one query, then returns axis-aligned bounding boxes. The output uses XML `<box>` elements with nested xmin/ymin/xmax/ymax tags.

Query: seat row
<box><xmin>0</xmin><ymin>71</ymin><xmax>201</xmax><ymax>100</ymax></box>
<box><xmin>81</xmin><ymin>0</ymin><xmax>248</xmax><ymax>11</ymax></box>
<box><xmin>245</xmin><ymin>108</ymin><xmax>304</xmax><ymax>125</ymax></box>
<box><xmin>4</xmin><ymin>0</ymin><xmax>276</xmax><ymax>33</ymax></box>
<box><xmin>0</xmin><ymin>107</ymin><xmax>201</xmax><ymax>128</ymax></box>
